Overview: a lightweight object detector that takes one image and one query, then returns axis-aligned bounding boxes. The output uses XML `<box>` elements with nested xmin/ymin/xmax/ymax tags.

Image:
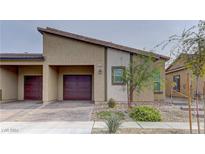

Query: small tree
<box><xmin>156</xmin><ymin>20</ymin><xmax>205</xmax><ymax>133</ymax></box>
<box><xmin>123</xmin><ymin>54</ymin><xmax>159</xmax><ymax>107</ymax></box>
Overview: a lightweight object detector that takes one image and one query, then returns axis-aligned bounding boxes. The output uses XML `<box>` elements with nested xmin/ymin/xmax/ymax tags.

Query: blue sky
<box><xmin>0</xmin><ymin>20</ymin><xmax>198</xmax><ymax>56</ymax></box>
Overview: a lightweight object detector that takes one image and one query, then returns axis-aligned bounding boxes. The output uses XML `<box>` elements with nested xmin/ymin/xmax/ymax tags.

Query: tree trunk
<box><xmin>171</xmin><ymin>84</ymin><xmax>173</xmax><ymax>104</ymax></box>
<box><xmin>128</xmin><ymin>95</ymin><xmax>131</xmax><ymax>108</ymax></box>
<box><xmin>127</xmin><ymin>84</ymin><xmax>131</xmax><ymax>108</ymax></box>
<box><xmin>187</xmin><ymin>73</ymin><xmax>192</xmax><ymax>134</ymax></box>
<box><xmin>203</xmin><ymin>82</ymin><xmax>205</xmax><ymax>134</ymax></box>
<box><xmin>195</xmin><ymin>76</ymin><xmax>200</xmax><ymax>134</ymax></box>
<box><xmin>128</xmin><ymin>87</ymin><xmax>134</xmax><ymax>108</ymax></box>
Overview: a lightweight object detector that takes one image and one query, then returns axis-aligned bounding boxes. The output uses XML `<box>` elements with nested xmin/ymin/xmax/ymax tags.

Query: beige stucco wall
<box><xmin>44</xmin><ymin>65</ymin><xmax>58</xmax><ymax>102</ymax></box>
<box><xmin>43</xmin><ymin>33</ymin><xmax>105</xmax><ymax>102</ymax></box>
<box><xmin>166</xmin><ymin>55</ymin><xmax>205</xmax><ymax>98</ymax></box>
<box><xmin>166</xmin><ymin>69</ymin><xmax>205</xmax><ymax>98</ymax></box>
<box><xmin>166</xmin><ymin>69</ymin><xmax>187</xmax><ymax>97</ymax></box>
<box><xmin>58</xmin><ymin>66</ymin><xmax>94</xmax><ymax>100</ymax></box>
<box><xmin>43</xmin><ymin>33</ymin><xmax>105</xmax><ymax>66</ymax></box>
<box><xmin>43</xmin><ymin>65</ymin><xmax>59</xmax><ymax>102</ymax></box>
<box><xmin>18</xmin><ymin>66</ymin><xmax>43</xmax><ymax>100</ymax></box>
<box><xmin>0</xmin><ymin>66</ymin><xmax>18</xmax><ymax>102</ymax></box>
<box><xmin>107</xmin><ymin>48</ymin><xmax>130</xmax><ymax>102</ymax></box>
<box><xmin>154</xmin><ymin>60</ymin><xmax>166</xmax><ymax>101</ymax></box>
<box><xmin>132</xmin><ymin>55</ymin><xmax>154</xmax><ymax>102</ymax></box>
<box><xmin>0</xmin><ymin>33</ymin><xmax>168</xmax><ymax>103</ymax></box>
<box><xmin>132</xmin><ymin>55</ymin><xmax>166</xmax><ymax>102</ymax></box>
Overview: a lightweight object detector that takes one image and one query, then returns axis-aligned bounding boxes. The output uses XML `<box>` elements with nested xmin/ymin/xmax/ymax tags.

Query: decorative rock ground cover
<box><xmin>91</xmin><ymin>101</ymin><xmax>204</xmax><ymax>122</ymax></box>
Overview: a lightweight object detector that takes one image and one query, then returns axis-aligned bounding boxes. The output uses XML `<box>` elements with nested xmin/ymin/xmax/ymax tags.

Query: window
<box><xmin>112</xmin><ymin>66</ymin><xmax>125</xmax><ymax>85</ymax></box>
<box><xmin>154</xmin><ymin>72</ymin><xmax>161</xmax><ymax>92</ymax></box>
<box><xmin>173</xmin><ymin>75</ymin><xmax>180</xmax><ymax>92</ymax></box>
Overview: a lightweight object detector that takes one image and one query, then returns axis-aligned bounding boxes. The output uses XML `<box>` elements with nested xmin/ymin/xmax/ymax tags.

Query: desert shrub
<box><xmin>108</xmin><ymin>98</ymin><xmax>116</xmax><ymax>108</ymax></box>
<box><xmin>105</xmin><ymin>113</ymin><xmax>121</xmax><ymax>134</ymax></box>
<box><xmin>129</xmin><ymin>106</ymin><xmax>161</xmax><ymax>122</ymax></box>
<box><xmin>97</xmin><ymin>111</ymin><xmax>125</xmax><ymax>120</ymax></box>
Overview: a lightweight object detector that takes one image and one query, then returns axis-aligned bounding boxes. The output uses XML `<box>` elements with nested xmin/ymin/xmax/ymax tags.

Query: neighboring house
<box><xmin>166</xmin><ymin>54</ymin><xmax>205</xmax><ymax>98</ymax></box>
<box><xmin>0</xmin><ymin>27</ymin><xmax>169</xmax><ymax>104</ymax></box>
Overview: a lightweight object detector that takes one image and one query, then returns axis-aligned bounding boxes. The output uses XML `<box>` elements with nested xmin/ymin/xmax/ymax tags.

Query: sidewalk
<box><xmin>93</xmin><ymin>121</ymin><xmax>204</xmax><ymax>130</ymax></box>
<box><xmin>0</xmin><ymin>121</ymin><xmax>204</xmax><ymax>134</ymax></box>
<box><xmin>0</xmin><ymin>121</ymin><xmax>94</xmax><ymax>134</ymax></box>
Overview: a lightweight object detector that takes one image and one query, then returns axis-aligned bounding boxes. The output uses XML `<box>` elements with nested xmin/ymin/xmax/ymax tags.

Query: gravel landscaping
<box><xmin>91</xmin><ymin>103</ymin><xmax>132</xmax><ymax>121</ymax></box>
<box><xmin>91</xmin><ymin>99</ymin><xmax>204</xmax><ymax>122</ymax></box>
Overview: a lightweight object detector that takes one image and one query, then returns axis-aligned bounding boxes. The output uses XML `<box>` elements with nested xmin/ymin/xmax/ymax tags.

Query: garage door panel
<box><xmin>63</xmin><ymin>75</ymin><xmax>92</xmax><ymax>100</ymax></box>
<box><xmin>24</xmin><ymin>76</ymin><xmax>42</xmax><ymax>100</ymax></box>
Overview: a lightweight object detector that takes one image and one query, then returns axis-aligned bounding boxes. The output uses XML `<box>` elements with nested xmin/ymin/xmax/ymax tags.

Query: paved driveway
<box><xmin>0</xmin><ymin>101</ymin><xmax>94</xmax><ymax>122</ymax></box>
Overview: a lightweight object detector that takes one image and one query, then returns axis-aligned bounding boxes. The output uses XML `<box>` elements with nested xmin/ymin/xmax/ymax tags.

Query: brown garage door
<box><xmin>63</xmin><ymin>75</ymin><xmax>92</xmax><ymax>100</ymax></box>
<box><xmin>24</xmin><ymin>76</ymin><xmax>42</xmax><ymax>100</ymax></box>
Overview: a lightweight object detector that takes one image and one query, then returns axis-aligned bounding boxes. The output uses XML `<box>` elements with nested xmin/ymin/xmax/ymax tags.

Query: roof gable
<box><xmin>166</xmin><ymin>54</ymin><xmax>189</xmax><ymax>72</ymax></box>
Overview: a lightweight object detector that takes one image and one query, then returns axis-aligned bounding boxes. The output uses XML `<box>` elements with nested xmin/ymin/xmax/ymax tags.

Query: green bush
<box><xmin>129</xmin><ymin>106</ymin><xmax>161</xmax><ymax>122</ymax></box>
<box><xmin>105</xmin><ymin>113</ymin><xmax>121</xmax><ymax>134</ymax></box>
<box><xmin>97</xmin><ymin>111</ymin><xmax>125</xmax><ymax>120</ymax></box>
<box><xmin>108</xmin><ymin>98</ymin><xmax>116</xmax><ymax>108</ymax></box>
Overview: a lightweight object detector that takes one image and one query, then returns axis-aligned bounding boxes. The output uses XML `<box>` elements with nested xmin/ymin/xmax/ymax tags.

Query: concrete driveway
<box><xmin>0</xmin><ymin>101</ymin><xmax>94</xmax><ymax>122</ymax></box>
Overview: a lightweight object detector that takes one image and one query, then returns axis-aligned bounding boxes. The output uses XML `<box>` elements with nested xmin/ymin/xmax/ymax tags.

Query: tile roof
<box><xmin>38</xmin><ymin>27</ymin><xmax>170</xmax><ymax>61</ymax></box>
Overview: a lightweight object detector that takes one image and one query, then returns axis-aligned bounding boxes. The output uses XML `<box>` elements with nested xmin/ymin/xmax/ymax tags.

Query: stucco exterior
<box><xmin>42</xmin><ymin>65</ymin><xmax>58</xmax><ymax>102</ymax></box>
<box><xmin>132</xmin><ymin>55</ymin><xmax>154</xmax><ymax>102</ymax></box>
<box><xmin>154</xmin><ymin>60</ymin><xmax>166</xmax><ymax>101</ymax></box>
<box><xmin>166</xmin><ymin>55</ymin><xmax>205</xmax><ymax>98</ymax></box>
<box><xmin>0</xmin><ymin>65</ymin><xmax>43</xmax><ymax>102</ymax></box>
<box><xmin>18</xmin><ymin>66</ymin><xmax>43</xmax><ymax>100</ymax></box>
<box><xmin>106</xmin><ymin>50</ymin><xmax>166</xmax><ymax>102</ymax></box>
<box><xmin>43</xmin><ymin>33</ymin><xmax>105</xmax><ymax>102</ymax></box>
<box><xmin>132</xmin><ymin>55</ymin><xmax>166</xmax><ymax>102</ymax></box>
<box><xmin>107</xmin><ymin>48</ymin><xmax>130</xmax><ymax>102</ymax></box>
<box><xmin>166</xmin><ymin>69</ymin><xmax>205</xmax><ymax>98</ymax></box>
<box><xmin>0</xmin><ymin>66</ymin><xmax>18</xmax><ymax>102</ymax></box>
<box><xmin>43</xmin><ymin>33</ymin><xmax>105</xmax><ymax>66</ymax></box>
<box><xmin>0</xmin><ymin>27</ymin><xmax>169</xmax><ymax>103</ymax></box>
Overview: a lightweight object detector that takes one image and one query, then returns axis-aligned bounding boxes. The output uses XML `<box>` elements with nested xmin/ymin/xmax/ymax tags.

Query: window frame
<box><xmin>153</xmin><ymin>72</ymin><xmax>161</xmax><ymax>93</ymax></box>
<box><xmin>112</xmin><ymin>66</ymin><xmax>125</xmax><ymax>85</ymax></box>
<box><xmin>173</xmin><ymin>75</ymin><xmax>180</xmax><ymax>92</ymax></box>
<box><xmin>154</xmin><ymin>82</ymin><xmax>161</xmax><ymax>92</ymax></box>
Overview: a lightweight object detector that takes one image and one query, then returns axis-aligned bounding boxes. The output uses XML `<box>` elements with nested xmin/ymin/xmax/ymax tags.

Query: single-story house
<box><xmin>0</xmin><ymin>27</ymin><xmax>169</xmax><ymax>104</ymax></box>
<box><xmin>166</xmin><ymin>54</ymin><xmax>205</xmax><ymax>98</ymax></box>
